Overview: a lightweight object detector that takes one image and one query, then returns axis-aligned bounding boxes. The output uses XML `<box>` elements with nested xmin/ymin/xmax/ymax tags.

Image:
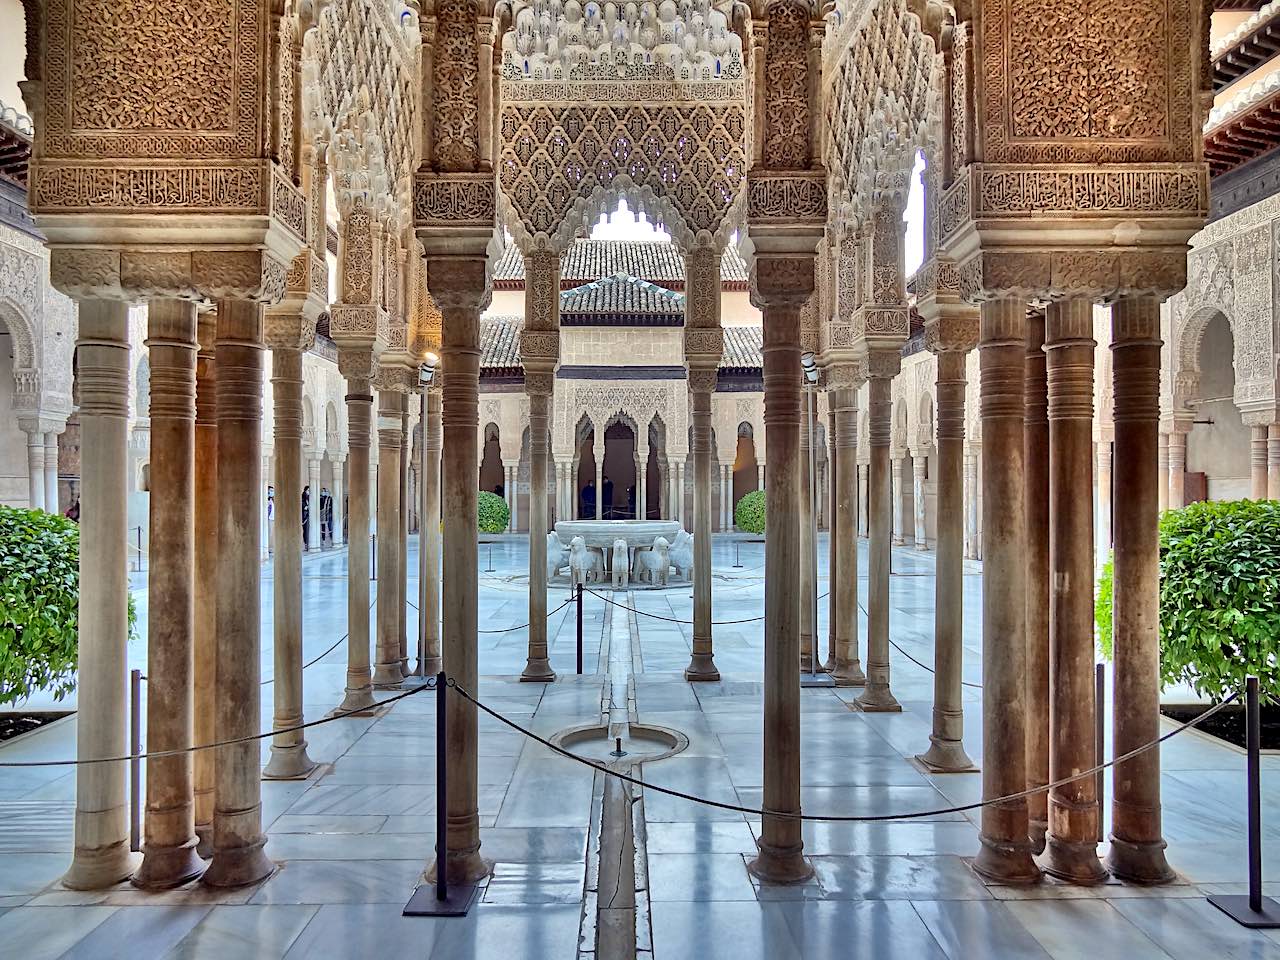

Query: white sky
<box><xmin>591</xmin><ymin>153</ymin><xmax>927</xmax><ymax>275</ymax></box>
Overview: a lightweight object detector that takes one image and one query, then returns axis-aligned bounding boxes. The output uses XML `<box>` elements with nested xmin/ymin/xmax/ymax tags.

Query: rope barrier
<box><xmin>404</xmin><ymin>594</ymin><xmax>576</xmax><ymax>633</ymax></box>
<box><xmin>0</xmin><ymin>680</ymin><xmax>437</xmax><ymax>768</ymax></box>
<box><xmin>585</xmin><ymin>587</ymin><xmax>830</xmax><ymax>626</ymax></box>
<box><xmin>448</xmin><ymin>677</ymin><xmax>1240</xmax><ymax>823</ymax></box>
<box><xmin>853</xmin><ymin>600</ymin><xmax>983</xmax><ymax>690</ymax></box>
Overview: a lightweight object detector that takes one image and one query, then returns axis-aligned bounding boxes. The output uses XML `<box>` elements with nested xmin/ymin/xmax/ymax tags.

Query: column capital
<box><xmin>924</xmin><ymin>311</ymin><xmax>979</xmax><ymax>355</ymax></box>
<box><xmin>687</xmin><ymin>368</ymin><xmax>719</xmax><ymax>394</ymax></box>
<box><xmin>524</xmin><ymin>370</ymin><xmax>555</xmax><ymax>397</ymax></box>
<box><xmin>337</xmin><ymin>347</ymin><xmax>378</xmax><ymax>383</ymax></box>
<box><xmin>263</xmin><ymin>311</ymin><xmax>317</xmax><ymax>352</ymax></box>
<box><xmin>374</xmin><ymin>362</ymin><xmax>419</xmax><ymax>393</ymax></box>
<box><xmin>750</xmin><ymin>255</ymin><xmax>816</xmax><ymax>309</ymax></box>
<box><xmin>857</xmin><ymin>346</ymin><xmax>902</xmax><ymax>382</ymax></box>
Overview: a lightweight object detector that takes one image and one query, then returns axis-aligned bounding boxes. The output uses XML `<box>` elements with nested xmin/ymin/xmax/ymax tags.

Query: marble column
<box><xmin>373</xmin><ymin>388</ymin><xmax>405</xmax><ymax>687</ymax></box>
<box><xmin>891</xmin><ymin>457</ymin><xmax>905</xmax><ymax>545</ymax></box>
<box><xmin>1107</xmin><ymin>296</ymin><xmax>1175</xmax><ymax>884</ymax></box>
<box><xmin>829</xmin><ymin>381</ymin><xmax>865</xmax><ymax>686</ymax></box>
<box><xmin>506</xmin><ymin>461</ymin><xmax>519</xmax><ymax>532</ymax></box>
<box><xmin>746</xmin><ymin>263</ymin><xmax>812</xmax><ymax>885</ymax></box>
<box><xmin>799</xmin><ymin>399</ymin><xmax>817</xmax><ymax>672</ymax></box>
<box><xmin>1043</xmin><ymin>297</ymin><xmax>1106</xmax><ymax>883</ymax></box>
<box><xmin>826</xmin><ymin>406</ymin><xmax>839</xmax><ymax>673</ymax></box>
<box><xmin>857</xmin><ymin>462</ymin><xmax>868</xmax><ymax>538</ymax></box>
<box><xmin>757</xmin><ymin>461</ymin><xmax>765</xmax><ymax>493</ymax></box>
<box><xmin>1269</xmin><ymin>424</ymin><xmax>1280</xmax><ymax>500</ymax></box>
<box><xmin>1250</xmin><ymin>425</ymin><xmax>1269</xmax><ymax>499</ymax></box>
<box><xmin>331</xmin><ymin>460</ymin><xmax>345</xmax><ymax>545</ymax></box>
<box><xmin>336</xmin><ymin>359</ymin><xmax>376</xmax><ymax>712</ymax></box>
<box><xmin>44</xmin><ymin>431</ymin><xmax>59</xmax><ymax>512</ymax></box>
<box><xmin>25</xmin><ymin>428</ymin><xmax>45</xmax><ymax>510</ymax></box>
<box><xmin>399</xmin><ymin>409</ymin><xmax>411</xmax><ymax>675</ymax></box>
<box><xmin>307</xmin><ymin>457</ymin><xmax>322</xmax><ymax>550</ymax></box>
<box><xmin>62</xmin><ymin>300</ymin><xmax>133</xmax><ymax>890</ymax></box>
<box><xmin>856</xmin><ymin>367</ymin><xmax>901</xmax><ymax>712</ymax></box>
<box><xmin>1096</xmin><ymin>441</ymin><xmax>1112</xmax><ymax>570</ymax></box>
<box><xmin>134</xmin><ymin>300</ymin><xmax>204</xmax><ymax>888</ymax></box>
<box><xmin>595</xmin><ymin>453</ymin><xmax>604</xmax><ymax>519</ymax></box>
<box><xmin>193</xmin><ymin>310</ymin><xmax>217</xmax><ymax>859</ymax></box>
<box><xmin>1167</xmin><ymin>431</ymin><xmax>1186</xmax><ymax>509</ymax></box>
<box><xmin>686</xmin><ymin>373</ymin><xmax>720</xmax><ymax>680</ymax></box>
<box><xmin>919</xmin><ymin>350</ymin><xmax>974</xmax><ymax>771</ymax></box>
<box><xmin>263</xmin><ymin>342</ymin><xmax>317</xmax><ymax>780</ymax></box>
<box><xmin>720</xmin><ymin>463</ymin><xmax>731</xmax><ymax>530</ymax></box>
<box><xmin>637</xmin><ymin>447</ymin><xmax>648</xmax><ymax>520</ymax></box>
<box><xmin>420</xmin><ymin>389</ymin><xmax>443</xmax><ymax>676</ymax></box>
<box><xmin>522</xmin><ymin>379</ymin><xmax>556</xmax><ymax>682</ymax></box>
<box><xmin>1157</xmin><ymin>432</ymin><xmax>1169</xmax><ymax>512</ymax></box>
<box><xmin>964</xmin><ymin>453</ymin><xmax>979</xmax><ymax>558</ymax></box>
<box><xmin>973</xmin><ymin>298</ymin><xmax>1040</xmax><ymax>884</ymax></box>
<box><xmin>1024</xmin><ymin>313</ymin><xmax>1051</xmax><ymax>853</ymax></box>
<box><xmin>203</xmin><ymin>298</ymin><xmax>273</xmax><ymax>888</ymax></box>
<box><xmin>912</xmin><ymin>454</ymin><xmax>928</xmax><ymax>549</ymax></box>
<box><xmin>676</xmin><ymin>460</ymin><xmax>687</xmax><ymax>524</ymax></box>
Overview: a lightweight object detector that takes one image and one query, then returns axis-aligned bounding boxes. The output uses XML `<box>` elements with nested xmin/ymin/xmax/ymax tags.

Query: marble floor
<box><xmin>1</xmin><ymin>534</ymin><xmax>1278</xmax><ymax>958</ymax></box>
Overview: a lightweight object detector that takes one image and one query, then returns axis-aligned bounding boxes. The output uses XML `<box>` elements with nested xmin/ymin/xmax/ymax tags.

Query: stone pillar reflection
<box><xmin>1106</xmin><ymin>296</ymin><xmax>1175</xmax><ymax>884</ymax></box>
<box><xmin>374</xmin><ymin>387</ymin><xmax>405</xmax><ymax>687</ymax></box>
<box><xmin>686</xmin><ymin>372</ymin><xmax>720</xmax><ymax>680</ymax></box>
<box><xmin>203</xmin><ymin>298</ymin><xmax>273</xmax><ymax>888</ymax></box>
<box><xmin>420</xmin><ymin>389</ymin><xmax>443</xmax><ymax>675</ymax></box>
<box><xmin>856</xmin><ymin>361</ymin><xmax>901</xmax><ymax>713</ymax></box>
<box><xmin>44</xmin><ymin>431</ymin><xmax>59</xmax><ymax>511</ymax></box>
<box><xmin>1250</xmin><ymin>426</ymin><xmax>1269</xmax><ymax>500</ymax></box>
<box><xmin>1043</xmin><ymin>297</ymin><xmax>1106</xmax><ymax>884</ymax></box>
<box><xmin>133</xmin><ymin>299</ymin><xmax>204</xmax><ymax>888</ymax></box>
<box><xmin>1024</xmin><ymin>313</ymin><xmax>1051</xmax><ymax>853</ymax></box>
<box><xmin>829</xmin><ymin>380</ymin><xmax>865</xmax><ymax>686</ymax></box>
<box><xmin>62</xmin><ymin>299</ymin><xmax>133</xmax><ymax>890</ymax></box>
<box><xmin>336</xmin><ymin>355</ymin><xmax>376</xmax><ymax>713</ymax></box>
<box><xmin>193</xmin><ymin>309</ymin><xmax>217</xmax><ymax>859</ymax></box>
<box><xmin>973</xmin><ymin>298</ymin><xmax>1040</xmax><ymax>884</ymax></box>
<box><xmin>522</xmin><ymin>377</ymin><xmax>556</xmax><ymax>682</ymax></box>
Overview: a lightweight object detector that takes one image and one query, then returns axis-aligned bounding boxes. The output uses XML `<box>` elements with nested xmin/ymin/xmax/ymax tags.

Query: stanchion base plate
<box><xmin>800</xmin><ymin>673</ymin><xmax>836</xmax><ymax>688</ymax></box>
<box><xmin>403</xmin><ymin>882</ymin><xmax>479</xmax><ymax>917</ymax></box>
<box><xmin>1207</xmin><ymin>894</ymin><xmax>1280</xmax><ymax>928</ymax></box>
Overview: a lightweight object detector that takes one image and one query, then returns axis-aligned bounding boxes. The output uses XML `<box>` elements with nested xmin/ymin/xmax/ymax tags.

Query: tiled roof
<box><xmin>721</xmin><ymin>326</ymin><xmax>763</xmax><ymax>370</ymax></box>
<box><xmin>492</xmin><ymin>239</ymin><xmax>749</xmax><ymax>286</ymax></box>
<box><xmin>559</xmin><ymin>273</ymin><xmax>685</xmax><ymax>324</ymax></box>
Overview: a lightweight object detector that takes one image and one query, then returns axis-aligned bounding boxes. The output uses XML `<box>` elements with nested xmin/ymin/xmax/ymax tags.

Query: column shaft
<box><xmin>913</xmin><ymin>455</ymin><xmax>928</xmax><ymax>548</ymax></box>
<box><xmin>25</xmin><ymin>430</ymin><xmax>44</xmax><ymax>510</ymax></box>
<box><xmin>398</xmin><ymin>410</ymin><xmax>410</xmax><ymax>674</ymax></box>
<box><xmin>193</xmin><ymin>310</ymin><xmax>217</xmax><ymax>859</ymax></box>
<box><xmin>856</xmin><ymin>376</ymin><xmax>901</xmax><ymax>711</ymax></box>
<box><xmin>686</xmin><ymin>385</ymin><xmax>719</xmax><ymax>679</ymax></box>
<box><xmin>1025</xmin><ymin>313</ymin><xmax>1051</xmax><ymax>853</ymax></box>
<box><xmin>1157</xmin><ymin>433</ymin><xmax>1169</xmax><ymax>512</ymax></box>
<box><xmin>1269</xmin><ymin>425</ymin><xmax>1280</xmax><ymax>499</ymax></box>
<box><xmin>596</xmin><ymin>456</ymin><xmax>604</xmax><ymax>519</ymax></box>
<box><xmin>373</xmin><ymin>390</ymin><xmax>404</xmax><ymax>687</ymax></box>
<box><xmin>135</xmin><ymin>299</ymin><xmax>203</xmax><ymax>888</ymax></box>
<box><xmin>44</xmin><ymin>432</ymin><xmax>59</xmax><ymax>512</ymax></box>
<box><xmin>263</xmin><ymin>347</ymin><xmax>317</xmax><ymax>780</ymax></box>
<box><xmin>421</xmin><ymin>391</ymin><xmax>443</xmax><ymax>675</ymax></box>
<box><xmin>799</xmin><ymin>397</ymin><xmax>816</xmax><ymax>671</ymax></box>
<box><xmin>1167</xmin><ymin>433</ymin><xmax>1186</xmax><ymax>508</ymax></box>
<box><xmin>307</xmin><ymin>459</ymin><xmax>321</xmax><ymax>550</ymax></box>
<box><xmin>1250</xmin><ymin>426</ymin><xmax>1268</xmax><ymax>499</ymax></box>
<box><xmin>1043</xmin><ymin>297</ymin><xmax>1107</xmax><ymax>883</ymax></box>
<box><xmin>522</xmin><ymin>390</ymin><xmax>555</xmax><ymax>681</ymax></box>
<box><xmin>1106</xmin><ymin>297</ymin><xmax>1175</xmax><ymax>883</ymax></box>
<box><xmin>919</xmin><ymin>352</ymin><xmax>973</xmax><ymax>771</ymax></box>
<box><xmin>332</xmin><ymin>469</ymin><xmax>344</xmax><ymax>544</ymax></box>
<box><xmin>825</xmin><ymin>410</ymin><xmax>839</xmax><ymax>673</ymax></box>
<box><xmin>203</xmin><ymin>298</ymin><xmax>273</xmax><ymax>888</ymax></box>
<box><xmin>63</xmin><ymin>300</ymin><xmax>133</xmax><ymax>889</ymax></box>
<box><xmin>891</xmin><ymin>457</ymin><xmax>905</xmax><ymax>545</ymax></box>
<box><xmin>338</xmin><ymin>380</ymin><xmax>376</xmax><ymax>712</ymax></box>
<box><xmin>830</xmin><ymin>387</ymin><xmax>864</xmax><ymax>686</ymax></box>
<box><xmin>973</xmin><ymin>298</ymin><xmax>1040</xmax><ymax>883</ymax></box>
<box><xmin>1097</xmin><ymin>443</ymin><xmax>1112</xmax><ymax>569</ymax></box>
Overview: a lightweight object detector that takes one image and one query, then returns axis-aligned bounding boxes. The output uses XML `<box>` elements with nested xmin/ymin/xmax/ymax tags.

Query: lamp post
<box><xmin>800</xmin><ymin>352</ymin><xmax>829</xmax><ymax>686</ymax></box>
<box><xmin>414</xmin><ymin>354</ymin><xmax>438</xmax><ymax>679</ymax></box>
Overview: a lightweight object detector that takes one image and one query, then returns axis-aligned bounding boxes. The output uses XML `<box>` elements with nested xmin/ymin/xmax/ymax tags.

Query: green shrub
<box><xmin>734</xmin><ymin>490</ymin><xmax>766</xmax><ymax>535</ymax></box>
<box><xmin>477</xmin><ymin>490</ymin><xmax>510</xmax><ymax>534</ymax></box>
<box><xmin>1095</xmin><ymin>499</ymin><xmax>1280</xmax><ymax>702</ymax></box>
<box><xmin>1096</xmin><ymin>553</ymin><xmax>1114</xmax><ymax>661</ymax></box>
<box><xmin>0</xmin><ymin>506</ymin><xmax>81</xmax><ymax>705</ymax></box>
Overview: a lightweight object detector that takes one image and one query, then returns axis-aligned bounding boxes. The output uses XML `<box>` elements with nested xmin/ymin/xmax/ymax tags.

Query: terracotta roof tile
<box><xmin>492</xmin><ymin>239</ymin><xmax>748</xmax><ymax>284</ymax></box>
<box><xmin>559</xmin><ymin>273</ymin><xmax>686</xmax><ymax>322</ymax></box>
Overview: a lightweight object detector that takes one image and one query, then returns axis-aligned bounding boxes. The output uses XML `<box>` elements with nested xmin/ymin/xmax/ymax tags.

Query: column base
<box><xmin>917</xmin><ymin>737</ymin><xmax>977</xmax><ymax>773</ymax></box>
<box><xmin>854</xmin><ymin>685</ymin><xmax>902</xmax><ymax>712</ymax></box>
<box><xmin>830</xmin><ymin>657</ymin><xmax>866</xmax><ymax>687</ymax></box>
<box><xmin>262</xmin><ymin>741</ymin><xmax>318</xmax><ymax>780</ymax></box>
<box><xmin>1043</xmin><ymin>836</ymin><xmax>1108</xmax><ymax>884</ymax></box>
<box><xmin>973</xmin><ymin>837</ymin><xmax>1042</xmax><ymax>885</ymax></box>
<box><xmin>337</xmin><ymin>684</ymin><xmax>377</xmax><ymax>714</ymax></box>
<box><xmin>418</xmin><ymin>658</ymin><xmax>443</xmax><ymax>677</ymax></box>
<box><xmin>684</xmin><ymin>652</ymin><xmax>721</xmax><ymax>682</ymax></box>
<box><xmin>520</xmin><ymin>659</ymin><xmax>556</xmax><ymax>682</ymax></box>
<box><xmin>426</xmin><ymin>850</ymin><xmax>492</xmax><ymax>887</ymax></box>
<box><xmin>747</xmin><ymin>842</ymin><xmax>813</xmax><ymax>884</ymax></box>
<box><xmin>195</xmin><ymin>824</ymin><xmax>213</xmax><ymax>860</ymax></box>
<box><xmin>1105</xmin><ymin>835</ymin><xmax>1175</xmax><ymax>885</ymax></box>
<box><xmin>61</xmin><ymin>842</ymin><xmax>138</xmax><ymax>890</ymax></box>
<box><xmin>133</xmin><ymin>837</ymin><xmax>205</xmax><ymax>889</ymax></box>
<box><xmin>201</xmin><ymin>841</ymin><xmax>275</xmax><ymax>888</ymax></box>
<box><xmin>372</xmin><ymin>663</ymin><xmax>404</xmax><ymax>689</ymax></box>
<box><xmin>1029</xmin><ymin>819</ymin><xmax>1048</xmax><ymax>856</ymax></box>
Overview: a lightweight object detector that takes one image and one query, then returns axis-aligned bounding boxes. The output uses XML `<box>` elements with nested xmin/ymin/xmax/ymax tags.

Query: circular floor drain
<box><xmin>550</xmin><ymin>722</ymin><xmax>688</xmax><ymax>763</ymax></box>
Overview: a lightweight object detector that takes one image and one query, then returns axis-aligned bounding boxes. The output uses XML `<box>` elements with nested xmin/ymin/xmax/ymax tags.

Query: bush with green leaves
<box><xmin>1095</xmin><ymin>499</ymin><xmax>1280</xmax><ymax>702</ymax></box>
<box><xmin>0</xmin><ymin>506</ymin><xmax>81</xmax><ymax>705</ymax></box>
<box><xmin>477</xmin><ymin>490</ymin><xmax>510</xmax><ymax>534</ymax></box>
<box><xmin>734</xmin><ymin>490</ymin><xmax>766</xmax><ymax>535</ymax></box>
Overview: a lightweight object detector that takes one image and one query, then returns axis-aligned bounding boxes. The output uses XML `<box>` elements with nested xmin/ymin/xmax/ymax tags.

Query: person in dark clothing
<box><xmin>301</xmin><ymin>485</ymin><xmax>311</xmax><ymax>548</ymax></box>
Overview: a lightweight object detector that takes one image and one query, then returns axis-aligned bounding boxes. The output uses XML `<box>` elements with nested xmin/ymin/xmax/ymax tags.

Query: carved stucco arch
<box><xmin>0</xmin><ymin>297</ymin><xmax>38</xmax><ymax>373</ymax></box>
<box><xmin>1173</xmin><ymin>301</ymin><xmax>1235</xmax><ymax>407</ymax></box>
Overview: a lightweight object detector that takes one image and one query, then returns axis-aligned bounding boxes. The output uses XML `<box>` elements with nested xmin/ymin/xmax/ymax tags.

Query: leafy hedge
<box><xmin>734</xmin><ymin>490</ymin><xmax>766</xmax><ymax>535</ymax></box>
<box><xmin>1095</xmin><ymin>499</ymin><xmax>1280</xmax><ymax>702</ymax></box>
<box><xmin>0</xmin><ymin>506</ymin><xmax>81</xmax><ymax>705</ymax></box>
<box><xmin>477</xmin><ymin>490</ymin><xmax>510</xmax><ymax>534</ymax></box>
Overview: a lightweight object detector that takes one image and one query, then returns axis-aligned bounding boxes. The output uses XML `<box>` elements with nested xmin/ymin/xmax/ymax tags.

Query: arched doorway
<box><xmin>479</xmin><ymin>422</ymin><xmax>503</xmax><ymax>497</ymax></box>
<box><xmin>602</xmin><ymin>420</ymin><xmax>637</xmax><ymax>519</ymax></box>
<box><xmin>1187</xmin><ymin>313</ymin><xmax>1249</xmax><ymax>501</ymax></box>
<box><xmin>733</xmin><ymin>421</ymin><xmax>758</xmax><ymax>519</ymax></box>
<box><xmin>576</xmin><ymin>417</ymin><xmax>597</xmax><ymax>519</ymax></box>
<box><xmin>647</xmin><ymin>416</ymin><xmax>666</xmax><ymax>520</ymax></box>
<box><xmin>0</xmin><ymin>314</ymin><xmax>33</xmax><ymax>507</ymax></box>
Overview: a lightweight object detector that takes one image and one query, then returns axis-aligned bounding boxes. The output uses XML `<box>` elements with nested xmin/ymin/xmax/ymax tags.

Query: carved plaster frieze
<box><xmin>48</xmin><ymin>247</ymin><xmax>289</xmax><ymax>303</ymax></box>
<box><xmin>954</xmin><ymin>248</ymin><xmax>1189</xmax><ymax>302</ymax></box>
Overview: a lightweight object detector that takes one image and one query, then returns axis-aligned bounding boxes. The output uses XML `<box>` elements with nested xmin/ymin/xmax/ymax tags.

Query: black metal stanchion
<box><xmin>485</xmin><ymin>541</ymin><xmax>494</xmax><ymax>573</ymax></box>
<box><xmin>733</xmin><ymin>540</ymin><xmax>742</xmax><ymax>569</ymax></box>
<box><xmin>404</xmin><ymin>671</ymin><xmax>477</xmax><ymax>917</ymax></box>
<box><xmin>1095</xmin><ymin>662</ymin><xmax>1105</xmax><ymax>842</ymax></box>
<box><xmin>1209</xmin><ymin>676</ymin><xmax>1280</xmax><ymax>927</ymax></box>
<box><xmin>576</xmin><ymin>583</ymin><xmax>584</xmax><ymax>675</ymax></box>
<box><xmin>130</xmin><ymin>669</ymin><xmax>141</xmax><ymax>853</ymax></box>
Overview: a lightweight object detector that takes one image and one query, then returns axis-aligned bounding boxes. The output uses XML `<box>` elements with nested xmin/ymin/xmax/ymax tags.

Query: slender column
<box><xmin>918</xmin><ymin>351</ymin><xmax>974</xmax><ymax>771</ymax></box>
<box><xmin>1096</xmin><ymin>442</ymin><xmax>1112</xmax><ymax>570</ymax></box>
<box><xmin>973</xmin><ymin>298</ymin><xmax>1040</xmax><ymax>884</ymax></box>
<box><xmin>193</xmin><ymin>310</ymin><xmax>217</xmax><ymax>858</ymax></box>
<box><xmin>25</xmin><ymin>428</ymin><xmax>45</xmax><ymax>510</ymax></box>
<box><xmin>964</xmin><ymin>453</ymin><xmax>979</xmax><ymax>557</ymax></box>
<box><xmin>373</xmin><ymin>389</ymin><xmax>405</xmax><ymax>687</ymax></box>
<box><xmin>507</xmin><ymin>461</ymin><xmax>520</xmax><ymax>531</ymax></box>
<box><xmin>676</xmin><ymin>460</ymin><xmax>686</xmax><ymax>524</ymax></box>
<box><xmin>336</xmin><ymin>363</ymin><xmax>376</xmax><ymax>712</ymax></box>
<box><xmin>758</xmin><ymin>461</ymin><xmax>765</xmax><ymax>493</ymax></box>
<box><xmin>1107</xmin><ymin>296</ymin><xmax>1175</xmax><ymax>884</ymax></box>
<box><xmin>331</xmin><ymin>461</ymin><xmax>345</xmax><ymax>545</ymax></box>
<box><xmin>686</xmin><ymin>375</ymin><xmax>720</xmax><ymax>680</ymax></box>
<box><xmin>1269</xmin><ymin>424</ymin><xmax>1280</xmax><ymax>499</ymax></box>
<box><xmin>44</xmin><ymin>431</ymin><xmax>59</xmax><ymax>511</ymax></box>
<box><xmin>799</xmin><ymin>398</ymin><xmax>816</xmax><ymax>671</ymax></box>
<box><xmin>891</xmin><ymin>457</ymin><xmax>905</xmax><ymax>544</ymax></box>
<box><xmin>856</xmin><ymin>367</ymin><xmax>901</xmax><ymax>712</ymax></box>
<box><xmin>1250</xmin><ymin>426</ymin><xmax>1269</xmax><ymax>499</ymax></box>
<box><xmin>203</xmin><ymin>298</ymin><xmax>273</xmax><ymax>888</ymax></box>
<box><xmin>307</xmin><ymin>458</ymin><xmax>322</xmax><ymax>550</ymax></box>
<box><xmin>399</xmin><ymin>409</ymin><xmax>411</xmax><ymax>674</ymax></box>
<box><xmin>522</xmin><ymin>383</ymin><xmax>556</xmax><ymax>681</ymax></box>
<box><xmin>1167</xmin><ymin>431</ymin><xmax>1186</xmax><ymax>508</ymax></box>
<box><xmin>638</xmin><ymin>449</ymin><xmax>648</xmax><ymax>520</ymax></box>
<box><xmin>825</xmin><ymin>407</ymin><xmax>839</xmax><ymax>672</ymax></box>
<box><xmin>746</xmin><ymin>267</ymin><xmax>812</xmax><ymax>885</ymax></box>
<box><xmin>135</xmin><ymin>299</ymin><xmax>204</xmax><ymax>888</ymax></box>
<box><xmin>62</xmin><ymin>300</ymin><xmax>133</xmax><ymax>890</ymax></box>
<box><xmin>1043</xmin><ymin>297</ymin><xmax>1106</xmax><ymax>883</ymax></box>
<box><xmin>1157</xmin><ymin>433</ymin><xmax>1169</xmax><ymax>511</ymax></box>
<box><xmin>829</xmin><ymin>383</ymin><xmax>865</xmax><ymax>685</ymax></box>
<box><xmin>595</xmin><ymin>454</ymin><xmax>604</xmax><ymax>519</ymax></box>
<box><xmin>1024</xmin><ymin>313</ymin><xmax>1051</xmax><ymax>852</ymax></box>
<box><xmin>912</xmin><ymin>454</ymin><xmax>928</xmax><ymax>549</ymax></box>
<box><xmin>263</xmin><ymin>345</ymin><xmax>317</xmax><ymax>780</ymax></box>
<box><xmin>420</xmin><ymin>389</ymin><xmax>443</xmax><ymax>675</ymax></box>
